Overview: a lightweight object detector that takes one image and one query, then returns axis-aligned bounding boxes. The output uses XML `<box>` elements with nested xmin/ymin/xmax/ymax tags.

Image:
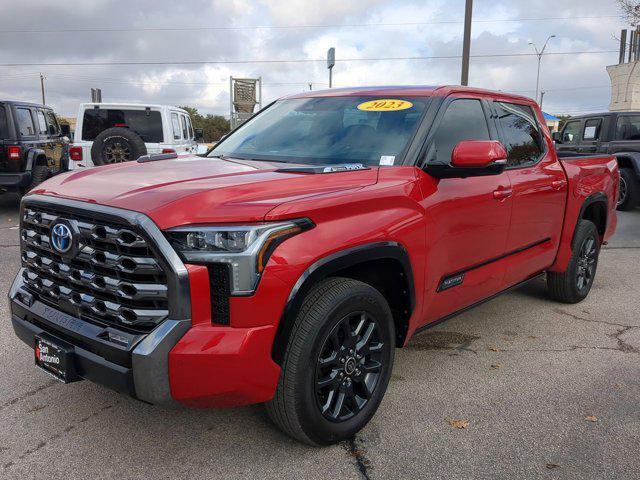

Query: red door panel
<box><xmin>416</xmin><ymin>170</ymin><xmax>512</xmax><ymax>324</ymax></box>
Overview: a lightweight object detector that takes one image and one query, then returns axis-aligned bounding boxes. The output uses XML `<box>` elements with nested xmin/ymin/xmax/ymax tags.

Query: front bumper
<box><xmin>10</xmin><ymin>272</ymin><xmax>281</xmax><ymax>408</ymax></box>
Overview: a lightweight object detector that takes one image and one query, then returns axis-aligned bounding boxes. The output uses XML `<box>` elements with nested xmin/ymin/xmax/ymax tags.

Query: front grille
<box><xmin>20</xmin><ymin>205</ymin><xmax>169</xmax><ymax>333</ymax></box>
<box><xmin>208</xmin><ymin>264</ymin><xmax>230</xmax><ymax>325</ymax></box>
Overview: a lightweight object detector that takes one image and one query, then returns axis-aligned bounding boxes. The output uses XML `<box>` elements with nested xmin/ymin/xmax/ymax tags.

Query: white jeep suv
<box><xmin>68</xmin><ymin>103</ymin><xmax>202</xmax><ymax>169</ymax></box>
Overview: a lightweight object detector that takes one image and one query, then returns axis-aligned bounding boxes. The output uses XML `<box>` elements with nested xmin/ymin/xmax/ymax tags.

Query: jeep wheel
<box><xmin>90</xmin><ymin>127</ymin><xmax>147</xmax><ymax>166</ymax></box>
<box><xmin>547</xmin><ymin>219</ymin><xmax>600</xmax><ymax>303</ymax></box>
<box><xmin>267</xmin><ymin>277</ymin><xmax>395</xmax><ymax>445</ymax></box>
<box><xmin>617</xmin><ymin>167</ymin><xmax>640</xmax><ymax>211</ymax></box>
<box><xmin>19</xmin><ymin>163</ymin><xmax>50</xmax><ymax>195</ymax></box>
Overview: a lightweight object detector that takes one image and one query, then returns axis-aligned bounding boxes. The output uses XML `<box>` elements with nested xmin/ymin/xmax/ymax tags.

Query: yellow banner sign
<box><xmin>357</xmin><ymin>99</ymin><xmax>413</xmax><ymax>111</ymax></box>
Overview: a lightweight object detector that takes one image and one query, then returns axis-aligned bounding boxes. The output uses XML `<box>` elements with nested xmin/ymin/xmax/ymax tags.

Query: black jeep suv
<box><xmin>0</xmin><ymin>100</ymin><xmax>69</xmax><ymax>194</ymax></box>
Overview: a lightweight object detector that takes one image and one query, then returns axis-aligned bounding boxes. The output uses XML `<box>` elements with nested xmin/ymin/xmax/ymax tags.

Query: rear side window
<box><xmin>171</xmin><ymin>113</ymin><xmax>181</xmax><ymax>140</ymax></box>
<box><xmin>45</xmin><ymin>111</ymin><xmax>59</xmax><ymax>135</ymax></box>
<box><xmin>0</xmin><ymin>105</ymin><xmax>8</xmax><ymax>138</ymax></box>
<box><xmin>16</xmin><ymin>108</ymin><xmax>35</xmax><ymax>137</ymax></box>
<box><xmin>429</xmin><ymin>99</ymin><xmax>490</xmax><ymax>164</ymax></box>
<box><xmin>562</xmin><ymin>121</ymin><xmax>581</xmax><ymax>143</ymax></box>
<box><xmin>583</xmin><ymin>119</ymin><xmax>601</xmax><ymax>140</ymax></box>
<box><xmin>36</xmin><ymin>110</ymin><xmax>48</xmax><ymax>135</ymax></box>
<box><xmin>495</xmin><ymin>102</ymin><xmax>544</xmax><ymax>167</ymax></box>
<box><xmin>81</xmin><ymin>109</ymin><xmax>164</xmax><ymax>142</ymax></box>
<box><xmin>615</xmin><ymin>115</ymin><xmax>640</xmax><ymax>140</ymax></box>
<box><xmin>180</xmin><ymin>115</ymin><xmax>188</xmax><ymax>139</ymax></box>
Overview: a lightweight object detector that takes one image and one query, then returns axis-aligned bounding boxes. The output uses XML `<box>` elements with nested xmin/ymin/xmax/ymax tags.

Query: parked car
<box><xmin>68</xmin><ymin>103</ymin><xmax>203</xmax><ymax>168</ymax></box>
<box><xmin>554</xmin><ymin>111</ymin><xmax>640</xmax><ymax>210</ymax></box>
<box><xmin>0</xmin><ymin>100</ymin><xmax>69</xmax><ymax>193</ymax></box>
<box><xmin>11</xmin><ymin>86</ymin><xmax>617</xmax><ymax>446</ymax></box>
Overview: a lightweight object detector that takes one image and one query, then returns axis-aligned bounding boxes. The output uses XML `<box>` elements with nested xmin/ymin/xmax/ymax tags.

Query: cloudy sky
<box><xmin>0</xmin><ymin>0</ymin><xmax>629</xmax><ymax>118</ymax></box>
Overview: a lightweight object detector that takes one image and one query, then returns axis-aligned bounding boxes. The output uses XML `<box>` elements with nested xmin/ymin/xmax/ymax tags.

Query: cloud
<box><xmin>0</xmin><ymin>0</ymin><xmax>627</xmax><ymax>117</ymax></box>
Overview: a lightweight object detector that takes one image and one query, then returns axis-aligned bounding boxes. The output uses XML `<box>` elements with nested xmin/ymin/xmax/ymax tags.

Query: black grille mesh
<box><xmin>208</xmin><ymin>264</ymin><xmax>230</xmax><ymax>325</ymax></box>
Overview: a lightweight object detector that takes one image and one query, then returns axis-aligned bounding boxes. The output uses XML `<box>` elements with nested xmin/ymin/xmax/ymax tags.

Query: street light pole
<box><xmin>529</xmin><ymin>35</ymin><xmax>555</xmax><ymax>104</ymax></box>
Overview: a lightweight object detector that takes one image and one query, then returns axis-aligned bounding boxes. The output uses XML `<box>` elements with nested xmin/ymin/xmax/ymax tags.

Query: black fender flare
<box><xmin>614</xmin><ymin>152</ymin><xmax>640</xmax><ymax>177</ymax></box>
<box><xmin>576</xmin><ymin>192</ymin><xmax>608</xmax><ymax>239</ymax></box>
<box><xmin>25</xmin><ymin>148</ymin><xmax>47</xmax><ymax>171</ymax></box>
<box><xmin>271</xmin><ymin>241</ymin><xmax>415</xmax><ymax>364</ymax></box>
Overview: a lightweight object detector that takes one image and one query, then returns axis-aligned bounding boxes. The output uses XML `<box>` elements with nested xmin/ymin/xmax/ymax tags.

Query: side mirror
<box><xmin>425</xmin><ymin>140</ymin><xmax>507</xmax><ymax>179</ymax></box>
<box><xmin>60</xmin><ymin>124</ymin><xmax>71</xmax><ymax>136</ymax></box>
<box><xmin>552</xmin><ymin>131</ymin><xmax>562</xmax><ymax>143</ymax></box>
<box><xmin>194</xmin><ymin>128</ymin><xmax>204</xmax><ymax>141</ymax></box>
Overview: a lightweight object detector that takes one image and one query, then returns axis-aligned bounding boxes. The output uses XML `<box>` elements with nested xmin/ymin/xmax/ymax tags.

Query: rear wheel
<box><xmin>19</xmin><ymin>163</ymin><xmax>50</xmax><ymax>195</ymax></box>
<box><xmin>617</xmin><ymin>167</ymin><xmax>640</xmax><ymax>211</ymax></box>
<box><xmin>547</xmin><ymin>220</ymin><xmax>600</xmax><ymax>303</ymax></box>
<box><xmin>266</xmin><ymin>277</ymin><xmax>395</xmax><ymax>445</ymax></box>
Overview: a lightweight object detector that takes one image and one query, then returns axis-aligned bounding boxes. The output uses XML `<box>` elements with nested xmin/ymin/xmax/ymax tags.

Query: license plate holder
<box><xmin>34</xmin><ymin>334</ymin><xmax>80</xmax><ymax>383</ymax></box>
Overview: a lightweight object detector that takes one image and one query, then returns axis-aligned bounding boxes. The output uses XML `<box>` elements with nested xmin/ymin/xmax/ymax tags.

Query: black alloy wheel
<box><xmin>315</xmin><ymin>311</ymin><xmax>384</xmax><ymax>422</ymax></box>
<box><xmin>575</xmin><ymin>234</ymin><xmax>597</xmax><ymax>293</ymax></box>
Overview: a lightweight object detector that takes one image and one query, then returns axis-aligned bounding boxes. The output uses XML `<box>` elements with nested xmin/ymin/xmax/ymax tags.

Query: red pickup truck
<box><xmin>10</xmin><ymin>86</ymin><xmax>618</xmax><ymax>445</ymax></box>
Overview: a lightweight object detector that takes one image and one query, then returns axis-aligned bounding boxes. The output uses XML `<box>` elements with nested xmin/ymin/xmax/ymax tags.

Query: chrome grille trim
<box><xmin>20</xmin><ymin>195</ymin><xmax>189</xmax><ymax>332</ymax></box>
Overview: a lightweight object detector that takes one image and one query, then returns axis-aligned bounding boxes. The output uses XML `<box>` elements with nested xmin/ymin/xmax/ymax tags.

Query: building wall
<box><xmin>608</xmin><ymin>62</ymin><xmax>640</xmax><ymax>111</ymax></box>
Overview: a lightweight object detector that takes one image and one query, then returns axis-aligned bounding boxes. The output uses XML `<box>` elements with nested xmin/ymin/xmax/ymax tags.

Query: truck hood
<box><xmin>34</xmin><ymin>156</ymin><xmax>379</xmax><ymax>229</ymax></box>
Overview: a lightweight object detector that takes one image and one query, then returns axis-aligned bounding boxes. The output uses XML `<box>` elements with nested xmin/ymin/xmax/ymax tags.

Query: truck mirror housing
<box><xmin>194</xmin><ymin>128</ymin><xmax>204</xmax><ymax>141</ymax></box>
<box><xmin>552</xmin><ymin>131</ymin><xmax>562</xmax><ymax>143</ymax></box>
<box><xmin>425</xmin><ymin>140</ymin><xmax>508</xmax><ymax>179</ymax></box>
<box><xmin>60</xmin><ymin>124</ymin><xmax>71</xmax><ymax>136</ymax></box>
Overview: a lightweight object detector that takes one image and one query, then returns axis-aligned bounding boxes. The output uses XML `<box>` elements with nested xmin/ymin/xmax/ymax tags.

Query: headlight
<box><xmin>165</xmin><ymin>219</ymin><xmax>313</xmax><ymax>295</ymax></box>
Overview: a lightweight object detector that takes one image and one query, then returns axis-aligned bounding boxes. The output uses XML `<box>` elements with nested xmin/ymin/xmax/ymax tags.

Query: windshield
<box><xmin>209</xmin><ymin>96</ymin><xmax>429</xmax><ymax>166</ymax></box>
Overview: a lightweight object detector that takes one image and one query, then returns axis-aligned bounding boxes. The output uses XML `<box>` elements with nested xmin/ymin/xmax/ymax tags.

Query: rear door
<box><xmin>40</xmin><ymin>108</ymin><xmax>66</xmax><ymax>171</ymax></box>
<box><xmin>493</xmin><ymin>101</ymin><xmax>567</xmax><ymax>286</ymax></box>
<box><xmin>578</xmin><ymin>117</ymin><xmax>605</xmax><ymax>154</ymax></box>
<box><xmin>417</xmin><ymin>96</ymin><xmax>512</xmax><ymax>323</ymax></box>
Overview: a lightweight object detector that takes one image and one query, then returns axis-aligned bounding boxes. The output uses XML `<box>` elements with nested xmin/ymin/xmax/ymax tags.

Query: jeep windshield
<box><xmin>208</xmin><ymin>96</ymin><xmax>429</xmax><ymax>166</ymax></box>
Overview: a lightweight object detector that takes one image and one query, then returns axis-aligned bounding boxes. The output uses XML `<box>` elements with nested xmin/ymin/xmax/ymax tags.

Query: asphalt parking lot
<box><xmin>0</xmin><ymin>193</ymin><xmax>638</xmax><ymax>480</ymax></box>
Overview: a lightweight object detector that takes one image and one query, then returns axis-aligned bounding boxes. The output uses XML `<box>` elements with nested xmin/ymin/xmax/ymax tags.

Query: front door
<box><xmin>416</xmin><ymin>97</ymin><xmax>513</xmax><ymax>325</ymax></box>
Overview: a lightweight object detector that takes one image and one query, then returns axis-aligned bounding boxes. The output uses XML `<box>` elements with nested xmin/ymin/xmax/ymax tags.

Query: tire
<box><xmin>617</xmin><ymin>167</ymin><xmax>640</xmax><ymax>211</ymax></box>
<box><xmin>20</xmin><ymin>163</ymin><xmax>50</xmax><ymax>195</ymax></box>
<box><xmin>90</xmin><ymin>127</ymin><xmax>147</xmax><ymax>166</ymax></box>
<box><xmin>547</xmin><ymin>220</ymin><xmax>600</xmax><ymax>303</ymax></box>
<box><xmin>266</xmin><ymin>277</ymin><xmax>395</xmax><ymax>446</ymax></box>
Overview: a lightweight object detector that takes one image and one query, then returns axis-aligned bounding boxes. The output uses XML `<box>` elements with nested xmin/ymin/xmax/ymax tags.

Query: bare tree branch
<box><xmin>618</xmin><ymin>0</ymin><xmax>640</xmax><ymax>26</ymax></box>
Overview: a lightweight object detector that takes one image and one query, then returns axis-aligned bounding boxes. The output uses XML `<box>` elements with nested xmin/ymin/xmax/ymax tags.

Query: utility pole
<box><xmin>460</xmin><ymin>0</ymin><xmax>473</xmax><ymax>86</ymax></box>
<box><xmin>539</xmin><ymin>91</ymin><xmax>545</xmax><ymax>109</ymax></box>
<box><xmin>40</xmin><ymin>73</ymin><xmax>46</xmax><ymax>105</ymax></box>
<box><xmin>327</xmin><ymin>47</ymin><xmax>335</xmax><ymax>88</ymax></box>
<box><xmin>529</xmin><ymin>35</ymin><xmax>555</xmax><ymax>104</ymax></box>
<box><xmin>309</xmin><ymin>83</ymin><xmax>313</xmax><ymax>91</ymax></box>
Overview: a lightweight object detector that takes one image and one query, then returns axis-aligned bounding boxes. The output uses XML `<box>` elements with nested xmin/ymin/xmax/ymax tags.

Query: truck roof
<box><xmin>78</xmin><ymin>102</ymin><xmax>190</xmax><ymax>113</ymax></box>
<box><xmin>284</xmin><ymin>85</ymin><xmax>535</xmax><ymax>104</ymax></box>
<box><xmin>562</xmin><ymin>111</ymin><xmax>640</xmax><ymax>120</ymax></box>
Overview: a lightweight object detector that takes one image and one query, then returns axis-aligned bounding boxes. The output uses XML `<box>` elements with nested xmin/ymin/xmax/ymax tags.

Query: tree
<box><xmin>618</xmin><ymin>0</ymin><xmax>640</xmax><ymax>26</ymax></box>
<box><xmin>179</xmin><ymin>106</ymin><xmax>230</xmax><ymax>143</ymax></box>
<box><xmin>557</xmin><ymin>114</ymin><xmax>572</xmax><ymax>130</ymax></box>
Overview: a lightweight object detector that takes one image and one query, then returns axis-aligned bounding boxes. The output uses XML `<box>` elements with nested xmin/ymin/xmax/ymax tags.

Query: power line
<box><xmin>0</xmin><ymin>50</ymin><xmax>619</xmax><ymax>68</ymax></box>
<box><xmin>0</xmin><ymin>15</ymin><xmax>620</xmax><ymax>34</ymax></box>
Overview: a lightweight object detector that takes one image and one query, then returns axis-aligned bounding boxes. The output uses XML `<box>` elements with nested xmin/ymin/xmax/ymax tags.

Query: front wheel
<box><xmin>547</xmin><ymin>220</ymin><xmax>600</xmax><ymax>303</ymax></box>
<box><xmin>267</xmin><ymin>277</ymin><xmax>395</xmax><ymax>445</ymax></box>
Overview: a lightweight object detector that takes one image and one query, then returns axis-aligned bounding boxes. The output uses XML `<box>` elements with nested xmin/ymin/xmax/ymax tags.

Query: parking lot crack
<box><xmin>0</xmin><ymin>380</ymin><xmax>58</xmax><ymax>412</ymax></box>
<box><xmin>342</xmin><ymin>435</ymin><xmax>372</xmax><ymax>480</ymax></box>
<box><xmin>553</xmin><ymin>308</ymin><xmax>637</xmax><ymax>329</ymax></box>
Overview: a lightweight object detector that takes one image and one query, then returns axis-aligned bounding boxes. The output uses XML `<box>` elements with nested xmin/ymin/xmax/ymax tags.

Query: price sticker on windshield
<box><xmin>357</xmin><ymin>99</ymin><xmax>413</xmax><ymax>112</ymax></box>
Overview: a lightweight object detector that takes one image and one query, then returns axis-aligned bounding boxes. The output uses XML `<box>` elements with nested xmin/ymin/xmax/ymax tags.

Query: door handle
<box><xmin>551</xmin><ymin>180</ymin><xmax>567</xmax><ymax>190</ymax></box>
<box><xmin>493</xmin><ymin>188</ymin><xmax>513</xmax><ymax>200</ymax></box>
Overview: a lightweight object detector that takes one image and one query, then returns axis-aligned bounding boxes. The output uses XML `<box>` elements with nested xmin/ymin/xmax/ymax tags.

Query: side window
<box><xmin>36</xmin><ymin>110</ymin><xmax>49</xmax><ymax>135</ymax></box>
<box><xmin>180</xmin><ymin>115</ymin><xmax>188</xmax><ymax>140</ymax></box>
<box><xmin>562</xmin><ymin>121</ymin><xmax>581</xmax><ymax>144</ymax></box>
<box><xmin>429</xmin><ymin>99</ymin><xmax>490</xmax><ymax>164</ymax></box>
<box><xmin>45</xmin><ymin>111</ymin><xmax>59</xmax><ymax>135</ymax></box>
<box><xmin>186</xmin><ymin>116</ymin><xmax>194</xmax><ymax>139</ymax></box>
<box><xmin>0</xmin><ymin>105</ymin><xmax>8</xmax><ymax>138</ymax></box>
<box><xmin>615</xmin><ymin>115</ymin><xmax>640</xmax><ymax>140</ymax></box>
<box><xmin>171</xmin><ymin>113</ymin><xmax>181</xmax><ymax>140</ymax></box>
<box><xmin>495</xmin><ymin>102</ymin><xmax>544</xmax><ymax>167</ymax></box>
<box><xmin>583</xmin><ymin>119</ymin><xmax>601</xmax><ymax>141</ymax></box>
<box><xmin>16</xmin><ymin>108</ymin><xmax>35</xmax><ymax>137</ymax></box>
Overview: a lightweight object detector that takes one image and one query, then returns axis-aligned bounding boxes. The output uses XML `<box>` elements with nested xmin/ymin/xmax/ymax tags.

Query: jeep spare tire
<box><xmin>90</xmin><ymin>127</ymin><xmax>147</xmax><ymax>165</ymax></box>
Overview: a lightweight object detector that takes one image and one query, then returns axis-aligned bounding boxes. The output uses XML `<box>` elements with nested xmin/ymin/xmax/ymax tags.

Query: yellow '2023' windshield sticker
<box><xmin>357</xmin><ymin>99</ymin><xmax>413</xmax><ymax>111</ymax></box>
